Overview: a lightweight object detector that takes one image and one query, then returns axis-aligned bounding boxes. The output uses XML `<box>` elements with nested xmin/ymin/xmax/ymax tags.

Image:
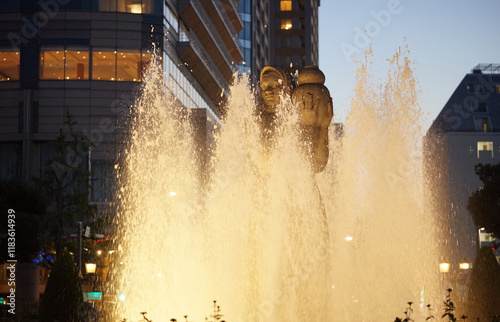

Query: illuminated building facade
<box><xmin>425</xmin><ymin>64</ymin><xmax>500</xmax><ymax>271</ymax></box>
<box><xmin>0</xmin><ymin>0</ymin><xmax>243</xmax><ymax>201</ymax></box>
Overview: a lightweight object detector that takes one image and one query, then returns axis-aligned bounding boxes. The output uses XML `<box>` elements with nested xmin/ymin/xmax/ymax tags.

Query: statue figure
<box><xmin>259</xmin><ymin>65</ymin><xmax>292</xmax><ymax>113</ymax></box>
<box><xmin>292</xmin><ymin>66</ymin><xmax>333</xmax><ymax>173</ymax></box>
<box><xmin>258</xmin><ymin>65</ymin><xmax>333</xmax><ymax>173</ymax></box>
<box><xmin>257</xmin><ymin>66</ymin><xmax>293</xmax><ymax>144</ymax></box>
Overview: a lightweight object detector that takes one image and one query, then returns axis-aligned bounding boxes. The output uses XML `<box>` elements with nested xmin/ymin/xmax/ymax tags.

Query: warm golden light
<box><xmin>85</xmin><ymin>262</ymin><xmax>97</xmax><ymax>274</ymax></box>
<box><xmin>459</xmin><ymin>259</ymin><xmax>470</xmax><ymax>270</ymax></box>
<box><xmin>280</xmin><ymin>0</ymin><xmax>292</xmax><ymax>11</ymax></box>
<box><xmin>128</xmin><ymin>3</ymin><xmax>142</xmax><ymax>14</ymax></box>
<box><xmin>439</xmin><ymin>262</ymin><xmax>450</xmax><ymax>273</ymax></box>
<box><xmin>115</xmin><ymin>49</ymin><xmax>439</xmax><ymax>321</ymax></box>
<box><xmin>0</xmin><ymin>51</ymin><xmax>20</xmax><ymax>81</ymax></box>
<box><xmin>281</xmin><ymin>19</ymin><xmax>292</xmax><ymax>30</ymax></box>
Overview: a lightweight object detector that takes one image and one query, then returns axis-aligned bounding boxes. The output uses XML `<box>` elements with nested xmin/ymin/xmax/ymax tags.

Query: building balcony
<box><xmin>177</xmin><ymin>0</ymin><xmax>237</xmax><ymax>83</ymax></box>
<box><xmin>199</xmin><ymin>0</ymin><xmax>243</xmax><ymax>63</ymax></box>
<box><xmin>177</xmin><ymin>29</ymin><xmax>227</xmax><ymax>112</ymax></box>
<box><xmin>219</xmin><ymin>0</ymin><xmax>243</xmax><ymax>33</ymax></box>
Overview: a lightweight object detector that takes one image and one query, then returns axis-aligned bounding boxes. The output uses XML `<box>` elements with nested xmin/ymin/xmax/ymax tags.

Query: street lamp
<box><xmin>459</xmin><ymin>259</ymin><xmax>470</xmax><ymax>270</ymax></box>
<box><xmin>85</xmin><ymin>262</ymin><xmax>97</xmax><ymax>275</ymax></box>
<box><xmin>439</xmin><ymin>262</ymin><xmax>450</xmax><ymax>273</ymax></box>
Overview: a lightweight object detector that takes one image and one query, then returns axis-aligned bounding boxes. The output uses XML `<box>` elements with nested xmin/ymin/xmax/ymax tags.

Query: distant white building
<box><xmin>425</xmin><ymin>64</ymin><xmax>500</xmax><ymax>271</ymax></box>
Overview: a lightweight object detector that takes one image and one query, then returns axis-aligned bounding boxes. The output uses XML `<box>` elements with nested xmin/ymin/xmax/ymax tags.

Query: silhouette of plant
<box><xmin>426</xmin><ymin>304</ymin><xmax>435</xmax><ymax>320</ymax></box>
<box><xmin>442</xmin><ymin>288</ymin><xmax>457</xmax><ymax>321</ymax></box>
<box><xmin>394</xmin><ymin>302</ymin><xmax>415</xmax><ymax>322</ymax></box>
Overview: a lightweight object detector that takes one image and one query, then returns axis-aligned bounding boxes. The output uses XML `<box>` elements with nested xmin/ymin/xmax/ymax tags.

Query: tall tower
<box><xmin>269</xmin><ymin>0</ymin><xmax>320</xmax><ymax>68</ymax></box>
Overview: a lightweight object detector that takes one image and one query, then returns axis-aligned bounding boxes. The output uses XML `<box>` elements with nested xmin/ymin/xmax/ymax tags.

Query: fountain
<box><xmin>112</xmin><ymin>46</ymin><xmax>440</xmax><ymax>321</ymax></box>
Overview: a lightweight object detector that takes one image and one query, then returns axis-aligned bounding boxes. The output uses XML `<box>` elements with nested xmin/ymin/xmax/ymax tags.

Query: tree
<box><xmin>39</xmin><ymin>250</ymin><xmax>84</xmax><ymax>322</ymax></box>
<box><xmin>37</xmin><ymin>112</ymin><xmax>96</xmax><ymax>253</ymax></box>
<box><xmin>466</xmin><ymin>247</ymin><xmax>500</xmax><ymax>320</ymax></box>
<box><xmin>467</xmin><ymin>163</ymin><xmax>500</xmax><ymax>237</ymax></box>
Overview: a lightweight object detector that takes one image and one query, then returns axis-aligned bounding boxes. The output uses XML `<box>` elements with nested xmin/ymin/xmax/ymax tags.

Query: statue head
<box><xmin>259</xmin><ymin>66</ymin><xmax>291</xmax><ymax>113</ymax></box>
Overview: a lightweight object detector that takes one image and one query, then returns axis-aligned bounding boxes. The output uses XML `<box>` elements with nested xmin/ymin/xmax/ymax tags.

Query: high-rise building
<box><xmin>269</xmin><ymin>0</ymin><xmax>319</xmax><ymax>68</ymax></box>
<box><xmin>236</xmin><ymin>0</ymin><xmax>320</xmax><ymax>80</ymax></box>
<box><xmin>0</xmin><ymin>0</ymin><xmax>244</xmax><ymax>305</ymax></box>
<box><xmin>237</xmin><ymin>0</ymin><xmax>270</xmax><ymax>77</ymax></box>
<box><xmin>0</xmin><ymin>0</ymin><xmax>243</xmax><ymax>200</ymax></box>
<box><xmin>425</xmin><ymin>64</ymin><xmax>500</xmax><ymax>271</ymax></box>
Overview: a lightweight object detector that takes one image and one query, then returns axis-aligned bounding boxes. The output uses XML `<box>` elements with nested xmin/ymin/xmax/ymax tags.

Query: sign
<box><xmin>83</xmin><ymin>292</ymin><xmax>102</xmax><ymax>301</ymax></box>
<box><xmin>84</xmin><ymin>226</ymin><xmax>91</xmax><ymax>238</ymax></box>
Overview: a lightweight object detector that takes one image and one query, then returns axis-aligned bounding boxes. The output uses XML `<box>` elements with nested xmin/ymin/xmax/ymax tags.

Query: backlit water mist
<box><xmin>113</xmin><ymin>47</ymin><xmax>440</xmax><ymax>321</ymax></box>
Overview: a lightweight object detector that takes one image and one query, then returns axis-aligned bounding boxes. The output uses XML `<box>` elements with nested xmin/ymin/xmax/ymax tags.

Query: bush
<box><xmin>467</xmin><ymin>247</ymin><xmax>500</xmax><ymax>320</ymax></box>
<box><xmin>39</xmin><ymin>250</ymin><xmax>84</xmax><ymax>322</ymax></box>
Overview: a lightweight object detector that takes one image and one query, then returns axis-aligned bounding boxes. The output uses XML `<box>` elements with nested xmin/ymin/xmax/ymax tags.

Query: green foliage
<box><xmin>39</xmin><ymin>250</ymin><xmax>84</xmax><ymax>322</ymax></box>
<box><xmin>467</xmin><ymin>163</ymin><xmax>500</xmax><ymax>237</ymax></box>
<box><xmin>0</xmin><ymin>179</ymin><xmax>46</xmax><ymax>262</ymax></box>
<box><xmin>36</xmin><ymin>112</ymin><xmax>96</xmax><ymax>252</ymax></box>
<box><xmin>467</xmin><ymin>247</ymin><xmax>500</xmax><ymax>320</ymax></box>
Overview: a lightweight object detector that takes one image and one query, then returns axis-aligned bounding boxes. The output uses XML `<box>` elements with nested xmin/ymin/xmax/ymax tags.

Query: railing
<box><xmin>471</xmin><ymin>63</ymin><xmax>500</xmax><ymax>74</ymax></box>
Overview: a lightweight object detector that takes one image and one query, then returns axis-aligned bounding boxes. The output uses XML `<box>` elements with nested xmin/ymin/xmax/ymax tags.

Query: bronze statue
<box><xmin>258</xmin><ymin>65</ymin><xmax>333</xmax><ymax>173</ymax></box>
<box><xmin>259</xmin><ymin>65</ymin><xmax>292</xmax><ymax>113</ymax></box>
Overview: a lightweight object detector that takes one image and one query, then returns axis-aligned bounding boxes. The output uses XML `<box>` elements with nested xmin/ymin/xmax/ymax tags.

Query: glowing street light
<box><xmin>344</xmin><ymin>236</ymin><xmax>353</xmax><ymax>241</ymax></box>
<box><xmin>459</xmin><ymin>259</ymin><xmax>470</xmax><ymax>270</ymax></box>
<box><xmin>85</xmin><ymin>262</ymin><xmax>97</xmax><ymax>274</ymax></box>
<box><xmin>439</xmin><ymin>262</ymin><xmax>450</xmax><ymax>273</ymax></box>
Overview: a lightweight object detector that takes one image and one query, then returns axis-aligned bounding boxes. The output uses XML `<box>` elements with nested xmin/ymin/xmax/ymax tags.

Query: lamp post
<box><xmin>78</xmin><ymin>221</ymin><xmax>83</xmax><ymax>277</ymax></box>
<box><xmin>440</xmin><ymin>259</ymin><xmax>471</xmax><ymax>302</ymax></box>
<box><xmin>84</xmin><ymin>260</ymin><xmax>102</xmax><ymax>319</ymax></box>
<box><xmin>439</xmin><ymin>262</ymin><xmax>451</xmax><ymax>290</ymax></box>
<box><xmin>85</xmin><ymin>262</ymin><xmax>97</xmax><ymax>275</ymax></box>
<box><xmin>439</xmin><ymin>262</ymin><xmax>450</xmax><ymax>274</ymax></box>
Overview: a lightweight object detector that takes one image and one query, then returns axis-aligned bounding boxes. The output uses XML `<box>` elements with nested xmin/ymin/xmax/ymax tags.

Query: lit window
<box><xmin>281</xmin><ymin>19</ymin><xmax>292</xmax><ymax>30</ymax></box>
<box><xmin>92</xmin><ymin>51</ymin><xmax>116</xmax><ymax>80</ymax></box>
<box><xmin>119</xmin><ymin>0</ymin><xmax>152</xmax><ymax>14</ymax></box>
<box><xmin>65</xmin><ymin>50</ymin><xmax>89</xmax><ymax>80</ymax></box>
<box><xmin>0</xmin><ymin>51</ymin><xmax>20</xmax><ymax>81</ymax></box>
<box><xmin>280</xmin><ymin>0</ymin><xmax>292</xmax><ymax>11</ymax></box>
<box><xmin>496</xmin><ymin>84</ymin><xmax>500</xmax><ymax>94</ymax></box>
<box><xmin>40</xmin><ymin>50</ymin><xmax>65</xmax><ymax>80</ymax></box>
<box><xmin>117</xmin><ymin>51</ymin><xmax>141</xmax><ymax>81</ymax></box>
<box><xmin>141</xmin><ymin>51</ymin><xmax>153</xmax><ymax>80</ymax></box>
<box><xmin>477</xmin><ymin>141</ymin><xmax>493</xmax><ymax>158</ymax></box>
